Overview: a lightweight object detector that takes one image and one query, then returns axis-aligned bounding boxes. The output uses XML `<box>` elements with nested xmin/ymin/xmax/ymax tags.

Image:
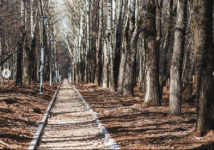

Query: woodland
<box><xmin>0</xmin><ymin>0</ymin><xmax>214</xmax><ymax>149</ymax></box>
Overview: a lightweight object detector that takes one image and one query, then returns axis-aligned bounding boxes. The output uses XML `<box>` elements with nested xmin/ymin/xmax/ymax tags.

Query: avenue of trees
<box><xmin>0</xmin><ymin>0</ymin><xmax>214</xmax><ymax>132</ymax></box>
<box><xmin>63</xmin><ymin>0</ymin><xmax>214</xmax><ymax>131</ymax></box>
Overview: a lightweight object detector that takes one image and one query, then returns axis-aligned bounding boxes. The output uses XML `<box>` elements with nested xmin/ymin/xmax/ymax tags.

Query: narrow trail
<box><xmin>38</xmin><ymin>79</ymin><xmax>105</xmax><ymax>149</ymax></box>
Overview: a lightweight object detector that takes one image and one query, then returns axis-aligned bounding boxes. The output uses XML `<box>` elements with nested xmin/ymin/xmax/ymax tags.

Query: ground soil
<box><xmin>0</xmin><ymin>80</ymin><xmax>59</xmax><ymax>149</ymax></box>
<box><xmin>76</xmin><ymin>83</ymin><xmax>214</xmax><ymax>149</ymax></box>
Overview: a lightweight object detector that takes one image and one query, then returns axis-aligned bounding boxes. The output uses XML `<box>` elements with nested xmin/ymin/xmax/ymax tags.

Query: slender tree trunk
<box><xmin>0</xmin><ymin>30</ymin><xmax>2</xmax><ymax>85</ymax></box>
<box><xmin>155</xmin><ymin>0</ymin><xmax>163</xmax><ymax>96</ymax></box>
<box><xmin>103</xmin><ymin>42</ymin><xmax>109</xmax><ymax>88</ymax></box>
<box><xmin>156</xmin><ymin>0</ymin><xmax>163</xmax><ymax>45</ymax></box>
<box><xmin>115</xmin><ymin>0</ymin><xmax>125</xmax><ymax>90</ymax></box>
<box><xmin>16</xmin><ymin>26</ymin><xmax>25</xmax><ymax>86</ymax></box>
<box><xmin>183</xmin><ymin>40</ymin><xmax>194</xmax><ymax>103</ymax></box>
<box><xmin>103</xmin><ymin>0</ymin><xmax>113</xmax><ymax>88</ymax></box>
<box><xmin>95</xmin><ymin>0</ymin><xmax>103</xmax><ymax>85</ymax></box>
<box><xmin>0</xmin><ymin>28</ymin><xmax>2</xmax><ymax>85</ymax></box>
<box><xmin>139</xmin><ymin>38</ymin><xmax>145</xmax><ymax>90</ymax></box>
<box><xmin>159</xmin><ymin>0</ymin><xmax>173</xmax><ymax>98</ymax></box>
<box><xmin>85</xmin><ymin>0</ymin><xmax>91</xmax><ymax>83</ymax></box>
<box><xmin>169</xmin><ymin>0</ymin><xmax>187</xmax><ymax>115</ymax></box>
<box><xmin>194</xmin><ymin>0</ymin><xmax>214</xmax><ymax>131</ymax></box>
<box><xmin>182</xmin><ymin>0</ymin><xmax>194</xmax><ymax>103</ymax></box>
<box><xmin>78</xmin><ymin>9</ymin><xmax>83</xmax><ymax>83</ymax></box>
<box><xmin>23</xmin><ymin>0</ymin><xmax>32</xmax><ymax>85</ymax></box>
<box><xmin>16</xmin><ymin>0</ymin><xmax>25</xmax><ymax>86</ymax></box>
<box><xmin>109</xmin><ymin>0</ymin><xmax>116</xmax><ymax>91</ymax></box>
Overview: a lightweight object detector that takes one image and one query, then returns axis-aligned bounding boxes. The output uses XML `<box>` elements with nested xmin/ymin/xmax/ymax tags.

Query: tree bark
<box><xmin>0</xmin><ymin>29</ymin><xmax>2</xmax><ymax>85</ymax></box>
<box><xmin>85</xmin><ymin>0</ymin><xmax>91</xmax><ymax>83</ymax></box>
<box><xmin>144</xmin><ymin>0</ymin><xmax>160</xmax><ymax>106</ymax></box>
<box><xmin>155</xmin><ymin>0</ymin><xmax>163</xmax><ymax>98</ymax></box>
<box><xmin>194</xmin><ymin>0</ymin><xmax>214</xmax><ymax>130</ymax></box>
<box><xmin>103</xmin><ymin>0</ymin><xmax>113</xmax><ymax>88</ymax></box>
<box><xmin>118</xmin><ymin>0</ymin><xmax>136</xmax><ymax>95</ymax></box>
<box><xmin>159</xmin><ymin>0</ymin><xmax>173</xmax><ymax>98</ymax></box>
<box><xmin>23</xmin><ymin>0</ymin><xmax>31</xmax><ymax>85</ymax></box>
<box><xmin>123</xmin><ymin>20</ymin><xmax>142</xmax><ymax>96</ymax></box>
<box><xmin>115</xmin><ymin>0</ymin><xmax>125</xmax><ymax>91</ymax></box>
<box><xmin>182</xmin><ymin>0</ymin><xmax>194</xmax><ymax>103</ymax></box>
<box><xmin>94</xmin><ymin>0</ymin><xmax>103</xmax><ymax>85</ymax></box>
<box><xmin>169</xmin><ymin>0</ymin><xmax>187</xmax><ymax>115</ymax></box>
<box><xmin>109</xmin><ymin>0</ymin><xmax>116</xmax><ymax>91</ymax></box>
<box><xmin>16</xmin><ymin>26</ymin><xmax>25</xmax><ymax>86</ymax></box>
<box><xmin>139</xmin><ymin>38</ymin><xmax>145</xmax><ymax>90</ymax></box>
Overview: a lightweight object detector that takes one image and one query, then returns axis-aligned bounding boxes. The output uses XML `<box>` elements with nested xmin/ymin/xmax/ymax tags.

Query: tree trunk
<box><xmin>169</xmin><ymin>0</ymin><xmax>187</xmax><ymax>115</ymax></box>
<box><xmin>78</xmin><ymin>9</ymin><xmax>83</xmax><ymax>83</ymax></box>
<box><xmin>23</xmin><ymin>0</ymin><xmax>31</xmax><ymax>85</ymax></box>
<box><xmin>139</xmin><ymin>38</ymin><xmax>145</xmax><ymax>90</ymax></box>
<box><xmin>16</xmin><ymin>0</ymin><xmax>25</xmax><ymax>86</ymax></box>
<box><xmin>155</xmin><ymin>0</ymin><xmax>163</xmax><ymax>98</ymax></box>
<box><xmin>144</xmin><ymin>0</ymin><xmax>160</xmax><ymax>106</ymax></box>
<box><xmin>103</xmin><ymin>41</ymin><xmax>109</xmax><ymax>88</ymax></box>
<box><xmin>182</xmin><ymin>0</ymin><xmax>194</xmax><ymax>103</ymax></box>
<box><xmin>159</xmin><ymin>0</ymin><xmax>173</xmax><ymax>98</ymax></box>
<box><xmin>103</xmin><ymin>0</ymin><xmax>113</xmax><ymax>88</ymax></box>
<box><xmin>0</xmin><ymin>29</ymin><xmax>2</xmax><ymax>85</ymax></box>
<box><xmin>108</xmin><ymin>0</ymin><xmax>116</xmax><ymax>91</ymax></box>
<box><xmin>194</xmin><ymin>0</ymin><xmax>214</xmax><ymax>131</ymax></box>
<box><xmin>118</xmin><ymin>0</ymin><xmax>135</xmax><ymax>95</ymax></box>
<box><xmin>115</xmin><ymin>0</ymin><xmax>125</xmax><ymax>90</ymax></box>
<box><xmin>85</xmin><ymin>0</ymin><xmax>91</xmax><ymax>83</ymax></box>
<box><xmin>123</xmin><ymin>21</ymin><xmax>142</xmax><ymax>96</ymax></box>
<box><xmin>16</xmin><ymin>26</ymin><xmax>25</xmax><ymax>86</ymax></box>
<box><xmin>95</xmin><ymin>0</ymin><xmax>103</xmax><ymax>85</ymax></box>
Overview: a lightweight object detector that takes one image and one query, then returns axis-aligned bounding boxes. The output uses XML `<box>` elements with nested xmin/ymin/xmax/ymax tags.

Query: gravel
<box><xmin>38</xmin><ymin>80</ymin><xmax>105</xmax><ymax>149</ymax></box>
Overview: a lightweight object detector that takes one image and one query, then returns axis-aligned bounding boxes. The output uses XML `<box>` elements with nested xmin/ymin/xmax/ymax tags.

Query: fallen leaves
<box><xmin>0</xmin><ymin>81</ymin><xmax>58</xmax><ymax>149</ymax></box>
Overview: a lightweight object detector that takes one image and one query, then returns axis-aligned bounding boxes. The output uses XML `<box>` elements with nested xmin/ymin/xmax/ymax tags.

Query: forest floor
<box><xmin>0</xmin><ymin>80</ymin><xmax>59</xmax><ymax>149</ymax></box>
<box><xmin>76</xmin><ymin>83</ymin><xmax>214</xmax><ymax>150</ymax></box>
<box><xmin>1</xmin><ymin>79</ymin><xmax>214</xmax><ymax>149</ymax></box>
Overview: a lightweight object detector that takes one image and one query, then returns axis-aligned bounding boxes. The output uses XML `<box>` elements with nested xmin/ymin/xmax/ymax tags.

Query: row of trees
<box><xmin>63</xmin><ymin>0</ymin><xmax>214</xmax><ymax>131</ymax></box>
<box><xmin>0</xmin><ymin>0</ymin><xmax>213</xmax><ymax>132</ymax></box>
<box><xmin>0</xmin><ymin>0</ymin><xmax>62</xmax><ymax>86</ymax></box>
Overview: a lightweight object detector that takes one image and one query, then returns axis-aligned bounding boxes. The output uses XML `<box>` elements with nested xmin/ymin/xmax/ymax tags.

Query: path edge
<box><xmin>72</xmin><ymin>84</ymin><xmax>120</xmax><ymax>150</ymax></box>
<box><xmin>28</xmin><ymin>83</ymin><xmax>61</xmax><ymax>150</ymax></box>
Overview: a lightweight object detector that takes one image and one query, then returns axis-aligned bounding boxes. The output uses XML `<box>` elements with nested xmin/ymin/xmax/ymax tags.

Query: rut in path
<box><xmin>38</xmin><ymin>79</ymin><xmax>105</xmax><ymax>149</ymax></box>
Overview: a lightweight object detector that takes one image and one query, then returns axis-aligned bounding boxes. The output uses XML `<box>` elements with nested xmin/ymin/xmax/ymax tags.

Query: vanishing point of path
<box><xmin>38</xmin><ymin>79</ymin><xmax>105</xmax><ymax>149</ymax></box>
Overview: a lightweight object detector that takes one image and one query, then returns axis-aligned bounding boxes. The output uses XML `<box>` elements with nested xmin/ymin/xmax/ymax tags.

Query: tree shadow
<box><xmin>75</xmin><ymin>83</ymin><xmax>207</xmax><ymax>149</ymax></box>
<box><xmin>194</xmin><ymin>142</ymin><xmax>214</xmax><ymax>149</ymax></box>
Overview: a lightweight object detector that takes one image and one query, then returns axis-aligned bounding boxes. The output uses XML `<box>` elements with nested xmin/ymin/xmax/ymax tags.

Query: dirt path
<box><xmin>38</xmin><ymin>79</ymin><xmax>105</xmax><ymax>149</ymax></box>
